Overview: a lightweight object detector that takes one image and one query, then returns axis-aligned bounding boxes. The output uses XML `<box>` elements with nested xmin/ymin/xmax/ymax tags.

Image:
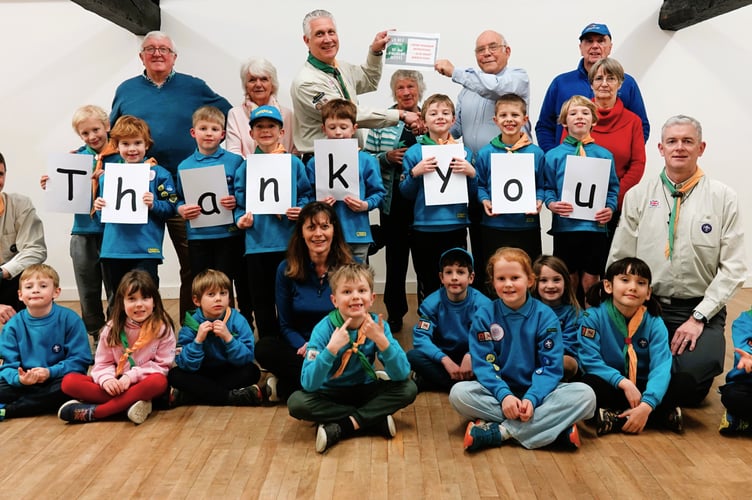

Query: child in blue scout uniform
<box><xmin>475</xmin><ymin>93</ymin><xmax>545</xmax><ymax>267</ymax></box>
<box><xmin>0</xmin><ymin>264</ymin><xmax>92</xmax><ymax>421</ymax></box>
<box><xmin>93</xmin><ymin>115</ymin><xmax>177</xmax><ymax>304</ymax></box>
<box><xmin>532</xmin><ymin>255</ymin><xmax>582</xmax><ymax>380</ymax></box>
<box><xmin>407</xmin><ymin>248</ymin><xmax>491</xmax><ymax>392</ymax></box>
<box><xmin>719</xmin><ymin>308</ymin><xmax>752</xmax><ymax>435</ymax></box>
<box><xmin>449</xmin><ymin>247</ymin><xmax>596</xmax><ymax>451</ymax></box>
<box><xmin>543</xmin><ymin>95</ymin><xmax>618</xmax><ymax>296</ymax></box>
<box><xmin>305</xmin><ymin>99</ymin><xmax>385</xmax><ymax>263</ymax></box>
<box><xmin>40</xmin><ymin>105</ymin><xmax>120</xmax><ymax>339</ymax></box>
<box><xmin>400</xmin><ymin>94</ymin><xmax>477</xmax><ymax>302</ymax></box>
<box><xmin>168</xmin><ymin>269</ymin><xmax>265</xmax><ymax>406</ymax></box>
<box><xmin>579</xmin><ymin>257</ymin><xmax>677</xmax><ymax>435</ymax></box>
<box><xmin>176</xmin><ymin>105</ymin><xmax>247</xmax><ymax>322</ymax></box>
<box><xmin>236</xmin><ymin>105</ymin><xmax>313</xmax><ymax>337</ymax></box>
<box><xmin>287</xmin><ymin>263</ymin><xmax>417</xmax><ymax>453</ymax></box>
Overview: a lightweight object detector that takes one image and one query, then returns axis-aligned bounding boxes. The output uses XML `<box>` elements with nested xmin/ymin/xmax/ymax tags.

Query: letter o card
<box><xmin>490</xmin><ymin>153</ymin><xmax>536</xmax><ymax>214</ymax></box>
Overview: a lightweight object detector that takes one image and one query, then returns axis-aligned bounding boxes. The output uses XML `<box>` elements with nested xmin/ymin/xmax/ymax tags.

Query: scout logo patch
<box><xmin>543</xmin><ymin>338</ymin><xmax>554</xmax><ymax>350</ymax></box>
<box><xmin>638</xmin><ymin>338</ymin><xmax>648</xmax><ymax>349</ymax></box>
<box><xmin>701</xmin><ymin>223</ymin><xmax>712</xmax><ymax>234</ymax></box>
<box><xmin>477</xmin><ymin>331</ymin><xmax>492</xmax><ymax>342</ymax></box>
<box><xmin>417</xmin><ymin>320</ymin><xmax>431</xmax><ymax>331</ymax></box>
<box><xmin>51</xmin><ymin>344</ymin><xmax>63</xmax><ymax>354</ymax></box>
<box><xmin>490</xmin><ymin>323</ymin><xmax>504</xmax><ymax>341</ymax></box>
<box><xmin>581</xmin><ymin>326</ymin><xmax>596</xmax><ymax>339</ymax></box>
<box><xmin>306</xmin><ymin>349</ymin><xmax>319</xmax><ymax>361</ymax></box>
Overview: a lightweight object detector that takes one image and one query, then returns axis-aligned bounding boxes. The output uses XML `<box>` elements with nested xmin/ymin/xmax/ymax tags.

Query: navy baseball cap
<box><xmin>439</xmin><ymin>247</ymin><xmax>474</xmax><ymax>272</ymax></box>
<box><xmin>579</xmin><ymin>23</ymin><xmax>611</xmax><ymax>40</ymax></box>
<box><xmin>249</xmin><ymin>105</ymin><xmax>284</xmax><ymax>127</ymax></box>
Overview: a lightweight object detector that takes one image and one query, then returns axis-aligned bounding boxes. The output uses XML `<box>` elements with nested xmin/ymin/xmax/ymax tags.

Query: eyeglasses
<box><xmin>475</xmin><ymin>43</ymin><xmax>506</xmax><ymax>55</ymax></box>
<box><xmin>593</xmin><ymin>75</ymin><xmax>619</xmax><ymax>84</ymax></box>
<box><xmin>141</xmin><ymin>46</ymin><xmax>174</xmax><ymax>55</ymax></box>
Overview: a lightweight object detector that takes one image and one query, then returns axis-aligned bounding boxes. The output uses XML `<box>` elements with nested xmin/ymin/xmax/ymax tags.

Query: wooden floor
<box><xmin>3</xmin><ymin>290</ymin><xmax>752</xmax><ymax>499</ymax></box>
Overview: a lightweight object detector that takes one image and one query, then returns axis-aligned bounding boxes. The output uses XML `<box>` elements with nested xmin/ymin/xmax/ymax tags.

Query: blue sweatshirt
<box><xmin>475</xmin><ymin>140</ymin><xmax>545</xmax><ymax>230</ymax></box>
<box><xmin>0</xmin><ymin>304</ymin><xmax>92</xmax><ymax>386</ymax></box>
<box><xmin>99</xmin><ymin>163</ymin><xmax>178</xmax><ymax>260</ymax></box>
<box><xmin>412</xmin><ymin>287</ymin><xmax>492</xmax><ymax>362</ymax></box>
<box><xmin>306</xmin><ymin>151</ymin><xmax>385</xmax><ymax>245</ymax></box>
<box><xmin>578</xmin><ymin>301</ymin><xmax>671</xmax><ymax>409</ymax></box>
<box><xmin>543</xmin><ymin>141</ymin><xmax>619</xmax><ymax>234</ymax></box>
<box><xmin>400</xmin><ymin>140</ymin><xmax>477</xmax><ymax>232</ymax></box>
<box><xmin>470</xmin><ymin>295</ymin><xmax>563</xmax><ymax>407</ymax></box>
<box><xmin>176</xmin><ymin>147</ymin><xmax>244</xmax><ymax>241</ymax></box>
<box><xmin>110</xmin><ymin>72</ymin><xmax>232</xmax><ymax>177</ymax></box>
<box><xmin>237</xmin><ymin>153</ymin><xmax>313</xmax><ymax>254</ymax></box>
<box><xmin>535</xmin><ymin>58</ymin><xmax>650</xmax><ymax>152</ymax></box>
<box><xmin>70</xmin><ymin>145</ymin><xmax>122</xmax><ymax>235</ymax></box>
<box><xmin>175</xmin><ymin>307</ymin><xmax>255</xmax><ymax>371</ymax></box>
<box><xmin>550</xmin><ymin>303</ymin><xmax>581</xmax><ymax>358</ymax></box>
<box><xmin>276</xmin><ymin>259</ymin><xmax>334</xmax><ymax>350</ymax></box>
<box><xmin>725</xmin><ymin>308</ymin><xmax>752</xmax><ymax>385</ymax></box>
<box><xmin>301</xmin><ymin>312</ymin><xmax>410</xmax><ymax>390</ymax></box>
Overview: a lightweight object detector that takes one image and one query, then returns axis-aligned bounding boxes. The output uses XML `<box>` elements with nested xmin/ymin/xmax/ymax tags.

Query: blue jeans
<box><xmin>449</xmin><ymin>381</ymin><xmax>596</xmax><ymax>449</ymax></box>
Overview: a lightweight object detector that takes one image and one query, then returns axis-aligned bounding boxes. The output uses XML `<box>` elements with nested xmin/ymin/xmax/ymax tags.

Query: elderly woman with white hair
<box><xmin>226</xmin><ymin>58</ymin><xmax>296</xmax><ymax>156</ymax></box>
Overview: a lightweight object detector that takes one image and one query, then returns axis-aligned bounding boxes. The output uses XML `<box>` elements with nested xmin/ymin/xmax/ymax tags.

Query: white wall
<box><xmin>1</xmin><ymin>0</ymin><xmax>750</xmax><ymax>298</ymax></box>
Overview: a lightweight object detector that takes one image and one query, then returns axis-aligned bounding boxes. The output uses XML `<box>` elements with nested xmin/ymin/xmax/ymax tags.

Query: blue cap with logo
<box><xmin>249</xmin><ymin>105</ymin><xmax>284</xmax><ymax>127</ymax></box>
<box><xmin>579</xmin><ymin>23</ymin><xmax>611</xmax><ymax>40</ymax></box>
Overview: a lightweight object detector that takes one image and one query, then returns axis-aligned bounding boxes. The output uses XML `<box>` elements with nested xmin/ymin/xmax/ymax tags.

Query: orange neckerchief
<box><xmin>115</xmin><ymin>317</ymin><xmax>163</xmax><ymax>377</ymax></box>
<box><xmin>661</xmin><ymin>167</ymin><xmax>704</xmax><ymax>259</ymax></box>
<box><xmin>89</xmin><ymin>141</ymin><xmax>120</xmax><ymax>217</ymax></box>
<box><xmin>437</xmin><ymin>136</ymin><xmax>458</xmax><ymax>145</ymax></box>
<box><xmin>607</xmin><ymin>300</ymin><xmax>645</xmax><ymax>384</ymax></box>
<box><xmin>505</xmin><ymin>133</ymin><xmax>532</xmax><ymax>153</ymax></box>
<box><xmin>0</xmin><ymin>193</ymin><xmax>5</xmax><ymax>217</ymax></box>
<box><xmin>563</xmin><ymin>134</ymin><xmax>595</xmax><ymax>156</ymax></box>
<box><xmin>328</xmin><ymin>310</ymin><xmax>377</xmax><ymax>380</ymax></box>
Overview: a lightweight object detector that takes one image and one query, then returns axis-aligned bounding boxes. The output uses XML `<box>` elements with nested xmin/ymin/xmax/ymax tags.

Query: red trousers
<box><xmin>61</xmin><ymin>372</ymin><xmax>167</xmax><ymax>419</ymax></box>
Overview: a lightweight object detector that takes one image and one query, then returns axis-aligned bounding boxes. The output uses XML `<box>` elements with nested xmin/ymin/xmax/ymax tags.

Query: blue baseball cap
<box><xmin>439</xmin><ymin>247</ymin><xmax>474</xmax><ymax>272</ymax></box>
<box><xmin>249</xmin><ymin>105</ymin><xmax>284</xmax><ymax>127</ymax></box>
<box><xmin>579</xmin><ymin>23</ymin><xmax>611</xmax><ymax>40</ymax></box>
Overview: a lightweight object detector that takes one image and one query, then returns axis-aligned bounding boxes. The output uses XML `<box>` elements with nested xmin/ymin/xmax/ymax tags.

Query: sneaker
<box><xmin>554</xmin><ymin>423</ymin><xmax>581</xmax><ymax>450</ymax></box>
<box><xmin>371</xmin><ymin>414</ymin><xmax>397</xmax><ymax>439</ymax></box>
<box><xmin>266</xmin><ymin>375</ymin><xmax>280</xmax><ymax>403</ymax></box>
<box><xmin>664</xmin><ymin>406</ymin><xmax>683</xmax><ymax>433</ymax></box>
<box><xmin>719</xmin><ymin>411</ymin><xmax>751</xmax><ymax>435</ymax></box>
<box><xmin>595</xmin><ymin>408</ymin><xmax>622</xmax><ymax>436</ymax></box>
<box><xmin>227</xmin><ymin>384</ymin><xmax>263</xmax><ymax>406</ymax></box>
<box><xmin>58</xmin><ymin>400</ymin><xmax>96</xmax><ymax>423</ymax></box>
<box><xmin>127</xmin><ymin>400</ymin><xmax>153</xmax><ymax>425</ymax></box>
<box><xmin>316</xmin><ymin>422</ymin><xmax>343</xmax><ymax>453</ymax></box>
<box><xmin>463</xmin><ymin>421</ymin><xmax>503</xmax><ymax>452</ymax></box>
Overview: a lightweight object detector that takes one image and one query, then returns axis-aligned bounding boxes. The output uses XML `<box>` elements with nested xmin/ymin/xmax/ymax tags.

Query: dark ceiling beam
<box><xmin>660</xmin><ymin>0</ymin><xmax>752</xmax><ymax>30</ymax></box>
<box><xmin>70</xmin><ymin>0</ymin><xmax>160</xmax><ymax>35</ymax></box>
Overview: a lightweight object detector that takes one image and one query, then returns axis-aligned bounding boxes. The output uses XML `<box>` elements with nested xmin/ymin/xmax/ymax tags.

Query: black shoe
<box><xmin>227</xmin><ymin>385</ymin><xmax>263</xmax><ymax>406</ymax></box>
<box><xmin>370</xmin><ymin>414</ymin><xmax>397</xmax><ymax>439</ymax></box>
<box><xmin>316</xmin><ymin>422</ymin><xmax>343</xmax><ymax>453</ymax></box>
<box><xmin>595</xmin><ymin>408</ymin><xmax>623</xmax><ymax>436</ymax></box>
<box><xmin>664</xmin><ymin>406</ymin><xmax>683</xmax><ymax>433</ymax></box>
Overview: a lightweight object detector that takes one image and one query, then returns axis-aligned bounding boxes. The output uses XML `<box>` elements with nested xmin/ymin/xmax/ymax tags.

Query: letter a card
<box><xmin>313</xmin><ymin>138</ymin><xmax>359</xmax><ymax>201</ymax></box>
<box><xmin>491</xmin><ymin>153</ymin><xmax>536</xmax><ymax>214</ymax></box>
<box><xmin>45</xmin><ymin>153</ymin><xmax>93</xmax><ymax>214</ymax></box>
<box><xmin>101</xmin><ymin>163</ymin><xmax>149</xmax><ymax>224</ymax></box>
<box><xmin>422</xmin><ymin>144</ymin><xmax>467</xmax><ymax>206</ymax></box>
<box><xmin>561</xmin><ymin>156</ymin><xmax>610</xmax><ymax>221</ymax></box>
<box><xmin>180</xmin><ymin>164</ymin><xmax>233</xmax><ymax>228</ymax></box>
<box><xmin>246</xmin><ymin>154</ymin><xmax>292</xmax><ymax>215</ymax></box>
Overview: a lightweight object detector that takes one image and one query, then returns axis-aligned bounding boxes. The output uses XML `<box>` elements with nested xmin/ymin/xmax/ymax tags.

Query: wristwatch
<box><xmin>692</xmin><ymin>310</ymin><xmax>707</xmax><ymax>323</ymax></box>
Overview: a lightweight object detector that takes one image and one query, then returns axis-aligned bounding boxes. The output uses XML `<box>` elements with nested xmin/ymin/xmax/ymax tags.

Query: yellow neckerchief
<box><xmin>504</xmin><ymin>132</ymin><xmax>532</xmax><ymax>152</ymax></box>
<box><xmin>0</xmin><ymin>193</ymin><xmax>5</xmax><ymax>217</ymax></box>
<box><xmin>661</xmin><ymin>167</ymin><xmax>704</xmax><ymax>259</ymax></box>
<box><xmin>255</xmin><ymin>144</ymin><xmax>287</xmax><ymax>155</ymax></box>
<box><xmin>437</xmin><ymin>136</ymin><xmax>457</xmax><ymax>145</ymax></box>
<box><xmin>563</xmin><ymin>134</ymin><xmax>595</xmax><ymax>156</ymax></box>
<box><xmin>115</xmin><ymin>317</ymin><xmax>163</xmax><ymax>377</ymax></box>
